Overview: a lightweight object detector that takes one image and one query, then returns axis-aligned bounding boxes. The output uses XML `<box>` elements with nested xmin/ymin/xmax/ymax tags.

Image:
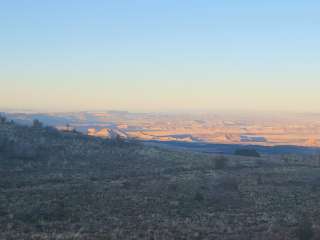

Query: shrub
<box><xmin>234</xmin><ymin>148</ymin><xmax>260</xmax><ymax>157</ymax></box>
<box><xmin>0</xmin><ymin>136</ymin><xmax>10</xmax><ymax>153</ymax></box>
<box><xmin>296</xmin><ymin>216</ymin><xmax>314</xmax><ymax>240</ymax></box>
<box><xmin>219</xmin><ymin>177</ymin><xmax>239</xmax><ymax>191</ymax></box>
<box><xmin>214</xmin><ymin>156</ymin><xmax>229</xmax><ymax>169</ymax></box>
<box><xmin>0</xmin><ymin>115</ymin><xmax>6</xmax><ymax>124</ymax></box>
<box><xmin>45</xmin><ymin>126</ymin><xmax>61</xmax><ymax>137</ymax></box>
<box><xmin>32</xmin><ymin>119</ymin><xmax>43</xmax><ymax>128</ymax></box>
<box><xmin>0</xmin><ymin>138</ymin><xmax>39</xmax><ymax>160</ymax></box>
<box><xmin>6</xmin><ymin>141</ymin><xmax>39</xmax><ymax>160</ymax></box>
<box><xmin>194</xmin><ymin>191</ymin><xmax>204</xmax><ymax>202</ymax></box>
<box><xmin>110</xmin><ymin>134</ymin><xmax>126</xmax><ymax>146</ymax></box>
<box><xmin>0</xmin><ymin>137</ymin><xmax>16</xmax><ymax>154</ymax></box>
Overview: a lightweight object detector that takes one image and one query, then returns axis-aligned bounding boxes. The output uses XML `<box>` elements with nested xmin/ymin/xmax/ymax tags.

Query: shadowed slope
<box><xmin>1</xmin><ymin>121</ymin><xmax>320</xmax><ymax>239</ymax></box>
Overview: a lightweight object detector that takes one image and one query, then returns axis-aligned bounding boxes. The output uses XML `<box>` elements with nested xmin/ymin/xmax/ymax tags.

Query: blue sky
<box><xmin>1</xmin><ymin>0</ymin><xmax>319</xmax><ymax>112</ymax></box>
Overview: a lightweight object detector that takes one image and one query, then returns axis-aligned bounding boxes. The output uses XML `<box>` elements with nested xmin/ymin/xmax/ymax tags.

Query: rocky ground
<box><xmin>1</xmin><ymin>119</ymin><xmax>320</xmax><ymax>239</ymax></box>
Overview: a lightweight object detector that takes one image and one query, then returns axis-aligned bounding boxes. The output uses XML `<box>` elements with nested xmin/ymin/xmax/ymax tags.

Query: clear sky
<box><xmin>1</xmin><ymin>0</ymin><xmax>319</xmax><ymax>112</ymax></box>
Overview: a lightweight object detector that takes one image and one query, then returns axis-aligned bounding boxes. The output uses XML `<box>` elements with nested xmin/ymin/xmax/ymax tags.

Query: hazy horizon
<box><xmin>2</xmin><ymin>107</ymin><xmax>320</xmax><ymax>116</ymax></box>
<box><xmin>1</xmin><ymin>1</ymin><xmax>319</xmax><ymax>112</ymax></box>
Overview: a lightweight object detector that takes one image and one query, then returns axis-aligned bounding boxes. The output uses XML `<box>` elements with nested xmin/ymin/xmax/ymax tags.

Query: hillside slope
<box><xmin>1</xmin><ymin>120</ymin><xmax>320</xmax><ymax>239</ymax></box>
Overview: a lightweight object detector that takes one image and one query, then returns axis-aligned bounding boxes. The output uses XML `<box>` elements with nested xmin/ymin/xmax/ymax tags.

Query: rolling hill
<box><xmin>1</xmin><ymin>119</ymin><xmax>320</xmax><ymax>239</ymax></box>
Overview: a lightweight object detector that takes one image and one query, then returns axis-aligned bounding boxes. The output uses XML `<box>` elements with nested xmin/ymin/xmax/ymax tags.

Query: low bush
<box><xmin>296</xmin><ymin>216</ymin><xmax>314</xmax><ymax>240</ymax></box>
<box><xmin>0</xmin><ymin>138</ymin><xmax>39</xmax><ymax>160</ymax></box>
<box><xmin>214</xmin><ymin>156</ymin><xmax>229</xmax><ymax>169</ymax></box>
<box><xmin>0</xmin><ymin>115</ymin><xmax>6</xmax><ymax>124</ymax></box>
<box><xmin>234</xmin><ymin>148</ymin><xmax>260</xmax><ymax>157</ymax></box>
<box><xmin>32</xmin><ymin>119</ymin><xmax>43</xmax><ymax>128</ymax></box>
<box><xmin>219</xmin><ymin>177</ymin><xmax>239</xmax><ymax>191</ymax></box>
<box><xmin>194</xmin><ymin>191</ymin><xmax>205</xmax><ymax>202</ymax></box>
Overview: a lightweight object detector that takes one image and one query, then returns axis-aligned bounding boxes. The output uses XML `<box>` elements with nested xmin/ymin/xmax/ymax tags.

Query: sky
<box><xmin>0</xmin><ymin>0</ymin><xmax>319</xmax><ymax>112</ymax></box>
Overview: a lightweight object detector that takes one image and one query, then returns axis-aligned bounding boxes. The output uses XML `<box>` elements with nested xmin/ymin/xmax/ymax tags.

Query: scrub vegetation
<box><xmin>1</xmin><ymin>118</ymin><xmax>320</xmax><ymax>239</ymax></box>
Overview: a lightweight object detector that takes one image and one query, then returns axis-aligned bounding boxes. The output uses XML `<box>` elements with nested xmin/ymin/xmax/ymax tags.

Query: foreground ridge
<box><xmin>1</xmin><ymin>120</ymin><xmax>320</xmax><ymax>239</ymax></box>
